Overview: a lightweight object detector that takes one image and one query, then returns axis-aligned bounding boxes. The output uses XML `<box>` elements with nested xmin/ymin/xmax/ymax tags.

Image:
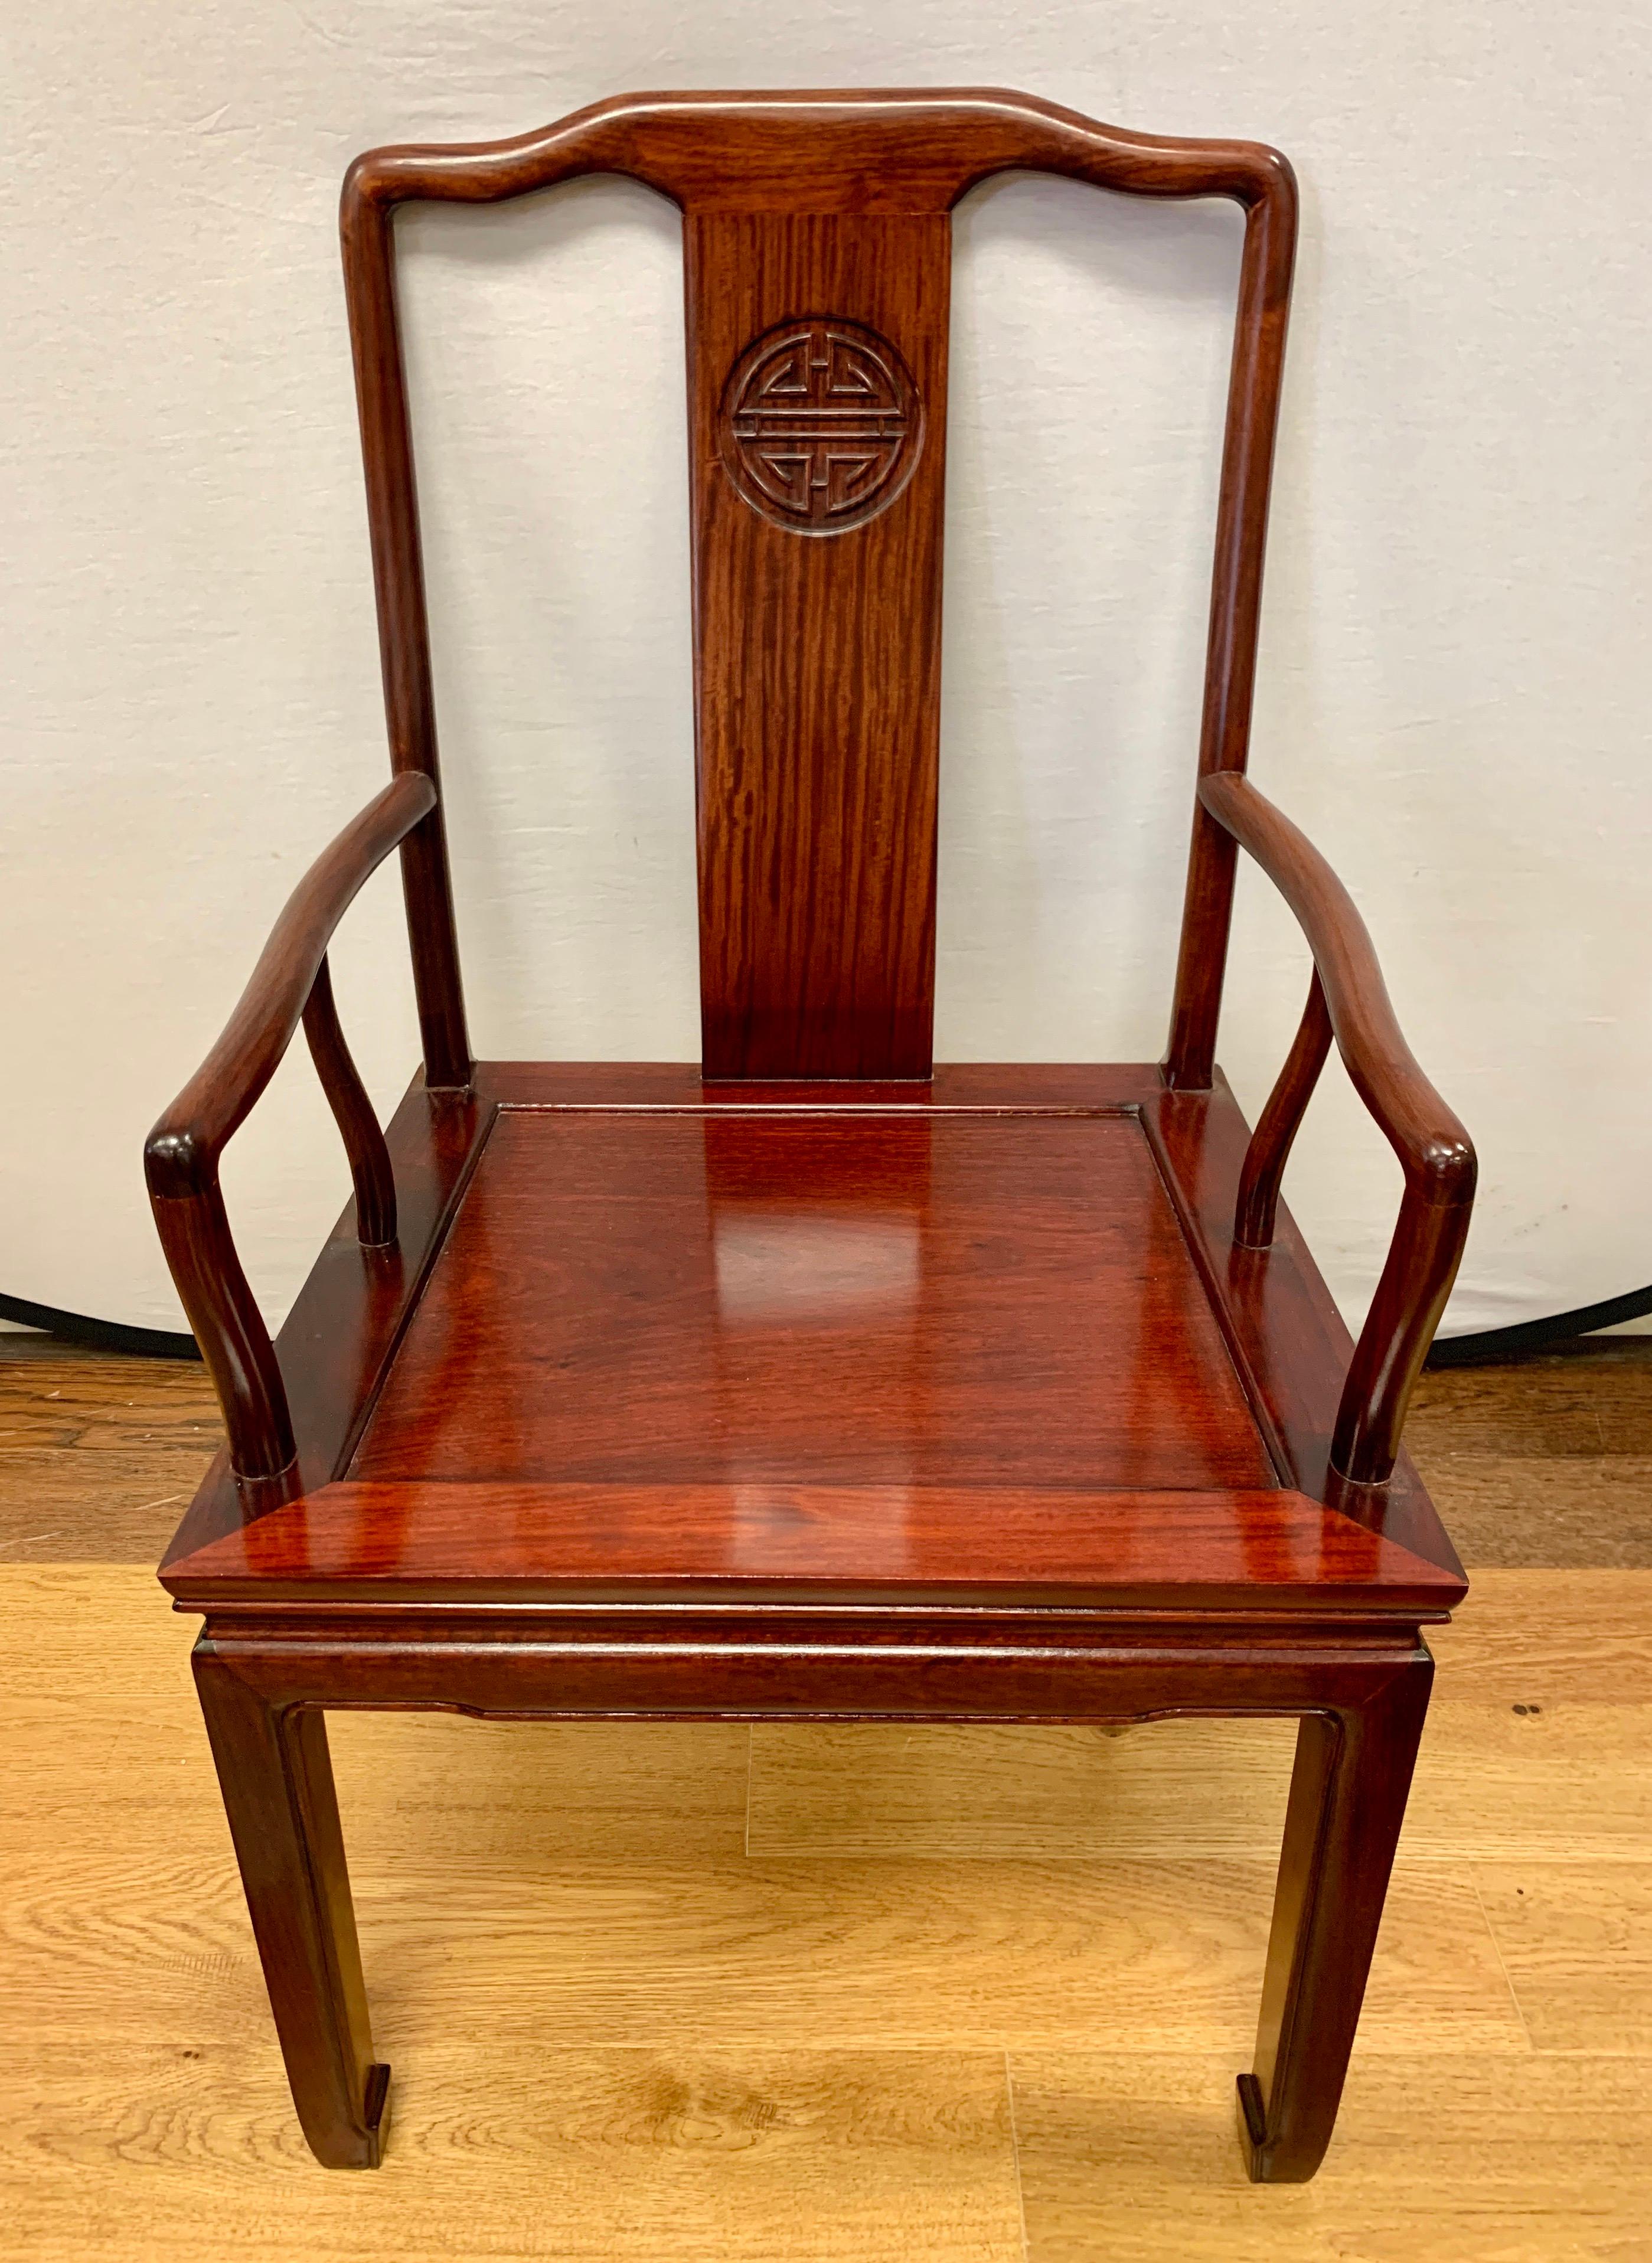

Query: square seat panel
<box><xmin>166</xmin><ymin>1096</ymin><xmax>1458</xmax><ymax>1612</ymax></box>
<box><xmin>359</xmin><ymin>1108</ymin><xmax>1272</xmax><ymax>1494</ymax></box>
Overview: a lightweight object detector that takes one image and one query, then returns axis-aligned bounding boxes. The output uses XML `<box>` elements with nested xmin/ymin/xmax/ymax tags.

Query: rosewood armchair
<box><xmin>146</xmin><ymin>89</ymin><xmax>1475</xmax><ymax>2184</ymax></box>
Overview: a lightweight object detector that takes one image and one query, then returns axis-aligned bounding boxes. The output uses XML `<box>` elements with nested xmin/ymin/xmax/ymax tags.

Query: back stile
<box><xmin>339</xmin><ymin>190</ymin><xmax>472</xmax><ymax>1088</ymax></box>
<box><xmin>1163</xmin><ymin>175</ymin><xmax>1298</xmax><ymax>1090</ymax></box>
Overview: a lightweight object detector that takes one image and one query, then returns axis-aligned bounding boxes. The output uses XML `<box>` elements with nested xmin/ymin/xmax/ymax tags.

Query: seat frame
<box><xmin>146</xmin><ymin>90</ymin><xmax>1475</xmax><ymax>2185</ymax></box>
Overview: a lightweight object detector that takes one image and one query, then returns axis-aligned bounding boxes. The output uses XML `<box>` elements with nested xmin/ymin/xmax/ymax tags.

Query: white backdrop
<box><xmin>3</xmin><ymin>1</ymin><xmax>1648</xmax><ymax>1338</ymax></box>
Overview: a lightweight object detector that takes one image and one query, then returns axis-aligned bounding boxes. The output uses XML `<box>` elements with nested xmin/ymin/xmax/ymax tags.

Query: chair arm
<box><xmin>144</xmin><ymin>772</ymin><xmax>437</xmax><ymax>1482</ymax></box>
<box><xmin>1196</xmin><ymin>770</ymin><xmax>1475</xmax><ymax>1485</ymax></box>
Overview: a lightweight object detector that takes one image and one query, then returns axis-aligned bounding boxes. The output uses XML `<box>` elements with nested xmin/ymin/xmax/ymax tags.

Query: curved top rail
<box><xmin>1197</xmin><ymin>772</ymin><xmax>1474</xmax><ymax>1206</ymax></box>
<box><xmin>146</xmin><ymin>772</ymin><xmax>436</xmax><ymax>1200</ymax></box>
<box><xmin>341</xmin><ymin>87</ymin><xmax>1294</xmax><ymax>220</ymax></box>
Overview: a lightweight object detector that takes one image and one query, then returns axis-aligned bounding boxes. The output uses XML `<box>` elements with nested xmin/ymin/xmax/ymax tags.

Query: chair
<box><xmin>146</xmin><ymin>89</ymin><xmax>1475</xmax><ymax>2184</ymax></box>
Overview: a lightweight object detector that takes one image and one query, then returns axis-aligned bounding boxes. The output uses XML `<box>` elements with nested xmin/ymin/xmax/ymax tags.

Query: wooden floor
<box><xmin>2</xmin><ymin>1335</ymin><xmax>1650</xmax><ymax>2259</ymax></box>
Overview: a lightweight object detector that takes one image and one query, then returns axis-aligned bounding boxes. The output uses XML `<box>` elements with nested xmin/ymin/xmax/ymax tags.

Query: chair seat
<box><xmin>161</xmin><ymin>1071</ymin><xmax>1462</xmax><ymax>1615</ymax></box>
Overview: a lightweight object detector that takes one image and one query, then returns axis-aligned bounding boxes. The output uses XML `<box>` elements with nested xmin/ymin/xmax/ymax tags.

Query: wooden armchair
<box><xmin>147</xmin><ymin>89</ymin><xmax>1475</xmax><ymax>2184</ymax></box>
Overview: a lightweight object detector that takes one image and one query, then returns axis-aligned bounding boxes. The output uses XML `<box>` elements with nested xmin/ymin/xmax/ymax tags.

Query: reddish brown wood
<box><xmin>1240</xmin><ymin>1651</ymin><xmax>1433</xmax><ymax>2181</ymax></box>
<box><xmin>185</xmin><ymin>1597</ymin><xmax>1428</xmax><ymax>2183</ymax></box>
<box><xmin>346</xmin><ymin>1108</ymin><xmax>1274</xmax><ymax>1495</ymax></box>
<box><xmin>688</xmin><ymin>216</ymin><xmax>948</xmax><ymax>1075</ymax></box>
<box><xmin>1140</xmin><ymin>1073</ymin><xmax>1463</xmax><ymax>1576</ymax></box>
<box><xmin>1196</xmin><ymin>772</ymin><xmax>1475</xmax><ymax>1482</ymax></box>
<box><xmin>151</xmin><ymin>1184</ymin><xmax>296</xmax><ymax>1482</ymax></box>
<box><xmin>476</xmin><ymin>1059</ymin><xmax>1166</xmax><ymax>1111</ymax></box>
<box><xmin>302</xmin><ymin>956</ymin><xmax>397</xmax><ymax>1247</ymax></box>
<box><xmin>1235</xmin><ymin>971</ymin><xmax>1333</xmax><ymax>1248</ymax></box>
<box><xmin>164</xmin><ymin>1479</ymin><xmax>1457</xmax><ymax>1612</ymax></box>
<box><xmin>160</xmin><ymin>1077</ymin><xmax>490</xmax><ymax>1561</ymax></box>
<box><xmin>193</xmin><ymin>1650</ymin><xmax>387</xmax><ymax>2169</ymax></box>
<box><xmin>196</xmin><ymin>1607</ymin><xmax>1428</xmax><ymax>1733</ymax></box>
<box><xmin>339</xmin><ymin>87</ymin><xmax>1295</xmax><ymax>1080</ymax></box>
<box><xmin>145</xmin><ymin>773</ymin><xmax>437</xmax><ymax>1478</ymax></box>
<box><xmin>146</xmin><ymin>89</ymin><xmax>1474</xmax><ymax>2188</ymax></box>
<box><xmin>146</xmin><ymin>773</ymin><xmax>432</xmax><ymax>1202</ymax></box>
<box><xmin>339</xmin><ymin>201</ymin><xmax>471</xmax><ymax>1089</ymax></box>
<box><xmin>1160</xmin><ymin>168</ymin><xmax>1297</xmax><ymax>1092</ymax></box>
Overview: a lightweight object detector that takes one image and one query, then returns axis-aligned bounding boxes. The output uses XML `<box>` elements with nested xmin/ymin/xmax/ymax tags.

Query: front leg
<box><xmin>1238</xmin><ymin>1649</ymin><xmax>1433</xmax><ymax>2182</ymax></box>
<box><xmin>194</xmin><ymin>1645</ymin><xmax>388</xmax><ymax>2167</ymax></box>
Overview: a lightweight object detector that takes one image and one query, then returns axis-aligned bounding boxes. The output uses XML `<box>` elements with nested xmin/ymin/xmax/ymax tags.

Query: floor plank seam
<box><xmin>1466</xmin><ymin>1867</ymin><xmax>1536</xmax><ymax>2055</ymax></box>
<box><xmin>1003</xmin><ymin>2048</ymin><xmax>1032</xmax><ymax>2263</ymax></box>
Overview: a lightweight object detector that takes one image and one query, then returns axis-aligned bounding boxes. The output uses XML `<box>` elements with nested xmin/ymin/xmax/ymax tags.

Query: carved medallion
<box><xmin>719</xmin><ymin>317</ymin><xmax>923</xmax><ymax>535</ymax></box>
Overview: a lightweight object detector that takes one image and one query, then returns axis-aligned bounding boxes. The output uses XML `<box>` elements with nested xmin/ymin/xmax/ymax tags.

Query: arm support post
<box><xmin>145</xmin><ymin>772</ymin><xmax>438</xmax><ymax>1482</ymax></box>
<box><xmin>1197</xmin><ymin>772</ymin><xmax>1475</xmax><ymax>1485</ymax></box>
<box><xmin>1235</xmin><ymin>969</ymin><xmax>1334</xmax><ymax>1250</ymax></box>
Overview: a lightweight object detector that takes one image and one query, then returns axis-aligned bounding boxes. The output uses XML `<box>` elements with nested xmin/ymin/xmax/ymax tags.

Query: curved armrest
<box><xmin>1197</xmin><ymin>771</ymin><xmax>1475</xmax><ymax>1485</ymax></box>
<box><xmin>145</xmin><ymin>772</ymin><xmax>438</xmax><ymax>1482</ymax></box>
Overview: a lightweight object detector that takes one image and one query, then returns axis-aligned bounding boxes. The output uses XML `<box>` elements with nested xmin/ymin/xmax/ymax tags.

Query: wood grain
<box><xmin>742</xmin><ymin>1627</ymin><xmax>1652</xmax><ymax>1866</ymax></box>
<box><xmin>1412</xmin><ymin>1454</ymin><xmax>1652</xmax><ymax>1572</ymax></box>
<box><xmin>1473</xmin><ymin>1862</ymin><xmax>1652</xmax><ymax>2054</ymax></box>
<box><xmin>747</xmin><ymin>1719</ymin><xmax>1300</xmax><ymax>1858</ymax></box>
<box><xmin>688</xmin><ymin>217</ymin><xmax>948</xmax><ymax>1077</ymax></box>
<box><xmin>742</xmin><ymin>1699</ymin><xmax>1652</xmax><ymax>1865</ymax></box>
<box><xmin>163</xmin><ymin>1481</ymin><xmax>1455</xmax><ymax>1610</ymax></box>
<box><xmin>1009</xmin><ymin>2050</ymin><xmax>1652</xmax><ymax>2261</ymax></box>
<box><xmin>345</xmin><ymin>1108</ymin><xmax>1276</xmax><ymax>1495</ymax></box>
<box><xmin>1428</xmin><ymin>1569</ymin><xmax>1652</xmax><ymax>1700</ymax></box>
<box><xmin>0</xmin><ymin>1346</ymin><xmax>220</xmax><ymax>1559</ymax></box>
<box><xmin>342</xmin><ymin>87</ymin><xmax>1296</xmax><ymax>1079</ymax></box>
<box><xmin>1196</xmin><ymin>771</ymin><xmax>1475</xmax><ymax>1484</ymax></box>
<box><xmin>2</xmin><ymin>2045</ymin><xmax>1024</xmax><ymax>2263</ymax></box>
<box><xmin>1408</xmin><ymin>1343</ymin><xmax>1652</xmax><ymax>1568</ymax></box>
<box><xmin>1402</xmin><ymin>1702</ymin><xmax>1652</xmax><ymax>1860</ymax></box>
<box><xmin>21</xmin><ymin>1348</ymin><xmax>1641</xmax><ymax>1575</ymax></box>
<box><xmin>5</xmin><ymin>1563</ymin><xmax>1651</xmax><ymax>2252</ymax></box>
<box><xmin>746</xmin><ymin>1689</ymin><xmax>1652</xmax><ymax>1867</ymax></box>
<box><xmin>142</xmin><ymin>774</ymin><xmax>450</xmax><ymax>1480</ymax></box>
<box><xmin>138</xmin><ymin>75</ymin><xmax>1478</xmax><ymax>2183</ymax></box>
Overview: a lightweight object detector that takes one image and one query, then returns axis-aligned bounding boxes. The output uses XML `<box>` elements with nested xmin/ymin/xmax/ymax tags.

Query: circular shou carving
<box><xmin>719</xmin><ymin>316</ymin><xmax>924</xmax><ymax>535</ymax></box>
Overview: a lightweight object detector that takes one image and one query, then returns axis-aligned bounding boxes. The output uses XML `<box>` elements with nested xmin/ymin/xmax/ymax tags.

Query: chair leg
<box><xmin>1238</xmin><ymin>1650</ymin><xmax>1433</xmax><ymax>2183</ymax></box>
<box><xmin>194</xmin><ymin>1647</ymin><xmax>389</xmax><ymax>2167</ymax></box>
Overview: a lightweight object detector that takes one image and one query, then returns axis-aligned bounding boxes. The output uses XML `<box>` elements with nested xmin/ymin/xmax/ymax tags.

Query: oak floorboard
<box><xmin>746</xmin><ymin>1687</ymin><xmax>1652</xmax><ymax>1866</ymax></box>
<box><xmin>1403</xmin><ymin>1703</ymin><xmax>1652</xmax><ymax>1862</ymax></box>
<box><xmin>1473</xmin><ymin>1862</ymin><xmax>1652</xmax><ymax>2055</ymax></box>
<box><xmin>329</xmin><ymin>1712</ymin><xmax>753</xmax><ymax>1863</ymax></box>
<box><xmin>0</xmin><ymin>1836</ymin><xmax>1524</xmax><ymax>2058</ymax></box>
<box><xmin>1009</xmin><ymin>2049</ymin><xmax>1652</xmax><ymax>2263</ymax></box>
<box><xmin>1412</xmin><ymin>1455</ymin><xmax>1652</xmax><ymax>1571</ymax></box>
<box><xmin>0</xmin><ymin>1344</ymin><xmax>218</xmax><ymax>1560</ymax></box>
<box><xmin>1429</xmin><ymin>1569</ymin><xmax>1652</xmax><ymax>1702</ymax></box>
<box><xmin>0</xmin><ymin>1573</ymin><xmax>1520</xmax><ymax>2059</ymax></box>
<box><xmin>1</xmin><ymin>2043</ymin><xmax>1024</xmax><ymax>2263</ymax></box>
<box><xmin>747</xmin><ymin>1718</ymin><xmax>1298</xmax><ymax>1859</ymax></box>
<box><xmin>1408</xmin><ymin>1346</ymin><xmax>1652</xmax><ymax>1459</ymax></box>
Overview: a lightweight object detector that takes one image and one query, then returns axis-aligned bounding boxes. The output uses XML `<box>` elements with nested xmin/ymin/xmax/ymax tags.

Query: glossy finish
<box><xmin>146</xmin><ymin>773</ymin><xmax>435</xmax><ymax>1198</ymax></box>
<box><xmin>1235</xmin><ymin>971</ymin><xmax>1331</xmax><ymax>1251</ymax></box>
<box><xmin>146</xmin><ymin>90</ymin><xmax>1475</xmax><ymax>2190</ymax></box>
<box><xmin>165</xmin><ymin>1479</ymin><xmax>1459</xmax><ymax>1611</ymax></box>
<box><xmin>340</xmin><ymin>86</ymin><xmax>1295</xmax><ymax>1082</ymax></box>
<box><xmin>302</xmin><ymin>957</ymin><xmax>397</xmax><ymax>1249</ymax></box>
<box><xmin>144</xmin><ymin>772</ymin><xmax>436</xmax><ymax>1480</ymax></box>
<box><xmin>1241</xmin><ymin>1652</ymin><xmax>1433</xmax><ymax>2181</ymax></box>
<box><xmin>1198</xmin><ymin>772</ymin><xmax>1476</xmax><ymax>1484</ymax></box>
<box><xmin>688</xmin><ymin>213</ymin><xmax>948</xmax><ymax>1075</ymax></box>
<box><xmin>352</xmin><ymin>1110</ymin><xmax>1273</xmax><ymax>1493</ymax></box>
<box><xmin>192</xmin><ymin>1650</ymin><xmax>389</xmax><ymax>2169</ymax></box>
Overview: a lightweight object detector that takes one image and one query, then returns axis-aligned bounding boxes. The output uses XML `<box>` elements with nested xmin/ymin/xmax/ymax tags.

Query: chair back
<box><xmin>341</xmin><ymin>90</ymin><xmax>1296</xmax><ymax>1083</ymax></box>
